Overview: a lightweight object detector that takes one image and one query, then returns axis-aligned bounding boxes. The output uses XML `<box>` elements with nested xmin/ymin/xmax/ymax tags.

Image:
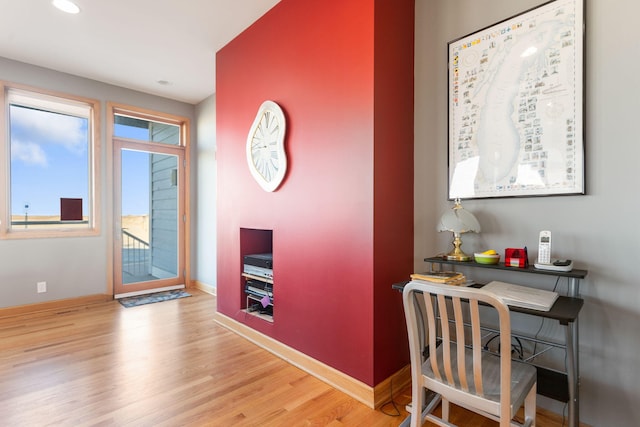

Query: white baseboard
<box><xmin>193</xmin><ymin>280</ymin><xmax>216</xmax><ymax>295</ymax></box>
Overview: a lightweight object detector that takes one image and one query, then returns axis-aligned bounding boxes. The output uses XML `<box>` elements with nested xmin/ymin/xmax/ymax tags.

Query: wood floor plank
<box><xmin>0</xmin><ymin>289</ymin><xmax>572</xmax><ymax>426</ymax></box>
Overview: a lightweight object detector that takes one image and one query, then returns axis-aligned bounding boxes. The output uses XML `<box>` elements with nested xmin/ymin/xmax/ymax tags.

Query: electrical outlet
<box><xmin>37</xmin><ymin>281</ymin><xmax>47</xmax><ymax>293</ymax></box>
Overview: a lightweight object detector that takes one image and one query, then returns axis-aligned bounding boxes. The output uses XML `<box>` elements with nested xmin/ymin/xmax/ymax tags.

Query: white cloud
<box><xmin>10</xmin><ymin>106</ymin><xmax>87</xmax><ymax>157</ymax></box>
<box><xmin>10</xmin><ymin>139</ymin><xmax>48</xmax><ymax>166</ymax></box>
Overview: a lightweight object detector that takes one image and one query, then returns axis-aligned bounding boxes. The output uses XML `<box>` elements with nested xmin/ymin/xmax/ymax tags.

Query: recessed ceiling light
<box><xmin>52</xmin><ymin>0</ymin><xmax>81</xmax><ymax>14</ymax></box>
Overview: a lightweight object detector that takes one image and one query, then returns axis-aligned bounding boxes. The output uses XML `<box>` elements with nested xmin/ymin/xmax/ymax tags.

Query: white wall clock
<box><xmin>246</xmin><ymin>100</ymin><xmax>287</xmax><ymax>192</ymax></box>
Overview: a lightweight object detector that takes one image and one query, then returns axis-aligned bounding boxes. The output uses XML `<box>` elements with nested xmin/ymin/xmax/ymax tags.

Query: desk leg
<box><xmin>566</xmin><ymin>277</ymin><xmax>581</xmax><ymax>427</ymax></box>
<box><xmin>565</xmin><ymin>322</ymin><xmax>579</xmax><ymax>427</ymax></box>
<box><xmin>568</xmin><ymin>277</ymin><xmax>579</xmax><ymax>298</ymax></box>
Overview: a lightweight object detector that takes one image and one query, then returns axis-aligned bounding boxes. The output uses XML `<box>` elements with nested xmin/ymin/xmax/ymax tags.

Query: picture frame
<box><xmin>447</xmin><ymin>0</ymin><xmax>584</xmax><ymax>199</ymax></box>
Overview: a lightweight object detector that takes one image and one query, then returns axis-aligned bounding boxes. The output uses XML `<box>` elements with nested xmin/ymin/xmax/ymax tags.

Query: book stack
<box><xmin>410</xmin><ymin>271</ymin><xmax>468</xmax><ymax>286</ymax></box>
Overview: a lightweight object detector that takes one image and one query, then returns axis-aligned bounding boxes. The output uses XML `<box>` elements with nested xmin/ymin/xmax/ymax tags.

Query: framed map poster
<box><xmin>447</xmin><ymin>0</ymin><xmax>584</xmax><ymax>199</ymax></box>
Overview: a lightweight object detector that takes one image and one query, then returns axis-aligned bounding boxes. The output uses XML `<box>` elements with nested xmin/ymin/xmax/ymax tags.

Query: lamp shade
<box><xmin>437</xmin><ymin>199</ymin><xmax>481</xmax><ymax>233</ymax></box>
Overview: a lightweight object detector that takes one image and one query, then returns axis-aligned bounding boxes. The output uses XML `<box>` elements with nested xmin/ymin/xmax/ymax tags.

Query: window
<box><xmin>0</xmin><ymin>83</ymin><xmax>100</xmax><ymax>238</ymax></box>
<box><xmin>114</xmin><ymin>113</ymin><xmax>180</xmax><ymax>145</ymax></box>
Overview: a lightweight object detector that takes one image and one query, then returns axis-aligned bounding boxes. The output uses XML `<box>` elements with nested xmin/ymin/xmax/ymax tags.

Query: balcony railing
<box><xmin>122</xmin><ymin>229</ymin><xmax>150</xmax><ymax>277</ymax></box>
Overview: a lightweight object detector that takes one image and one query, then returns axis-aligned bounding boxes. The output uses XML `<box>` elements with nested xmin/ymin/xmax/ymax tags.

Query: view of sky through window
<box><xmin>120</xmin><ymin>147</ymin><xmax>150</xmax><ymax>216</ymax></box>
<box><xmin>10</xmin><ymin>105</ymin><xmax>89</xmax><ymax>217</ymax></box>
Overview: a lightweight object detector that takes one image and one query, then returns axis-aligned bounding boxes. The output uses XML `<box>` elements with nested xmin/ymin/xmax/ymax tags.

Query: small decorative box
<box><xmin>505</xmin><ymin>247</ymin><xmax>529</xmax><ymax>268</ymax></box>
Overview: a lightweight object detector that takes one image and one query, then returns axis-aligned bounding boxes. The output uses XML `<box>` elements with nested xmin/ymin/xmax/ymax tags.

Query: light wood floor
<box><xmin>0</xmin><ymin>289</ymin><xmax>569</xmax><ymax>426</ymax></box>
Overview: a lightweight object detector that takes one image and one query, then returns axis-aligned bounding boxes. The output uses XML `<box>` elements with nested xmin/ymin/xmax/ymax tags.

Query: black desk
<box><xmin>424</xmin><ymin>256</ymin><xmax>587</xmax><ymax>297</ymax></box>
<box><xmin>393</xmin><ymin>281</ymin><xmax>583</xmax><ymax>326</ymax></box>
<box><xmin>395</xmin><ymin>257</ymin><xmax>587</xmax><ymax>427</ymax></box>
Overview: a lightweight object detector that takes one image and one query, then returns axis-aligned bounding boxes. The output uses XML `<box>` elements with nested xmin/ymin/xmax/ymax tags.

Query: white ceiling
<box><xmin>0</xmin><ymin>0</ymin><xmax>281</xmax><ymax>104</ymax></box>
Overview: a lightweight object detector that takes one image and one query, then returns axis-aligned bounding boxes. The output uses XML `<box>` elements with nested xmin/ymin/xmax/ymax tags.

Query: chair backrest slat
<box><xmin>422</xmin><ymin>292</ymin><xmax>442</xmax><ymax>381</ymax></box>
<box><xmin>452</xmin><ymin>296</ymin><xmax>469</xmax><ymax>391</ymax></box>
<box><xmin>436</xmin><ymin>294</ymin><xmax>455</xmax><ymax>385</ymax></box>
<box><xmin>469</xmin><ymin>299</ymin><xmax>484</xmax><ymax>396</ymax></box>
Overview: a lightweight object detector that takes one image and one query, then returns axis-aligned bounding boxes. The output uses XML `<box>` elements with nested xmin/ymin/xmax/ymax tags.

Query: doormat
<box><xmin>118</xmin><ymin>290</ymin><xmax>191</xmax><ymax>308</ymax></box>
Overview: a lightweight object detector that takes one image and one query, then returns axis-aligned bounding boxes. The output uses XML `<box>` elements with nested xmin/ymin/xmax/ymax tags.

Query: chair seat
<box><xmin>423</xmin><ymin>343</ymin><xmax>537</xmax><ymax>413</ymax></box>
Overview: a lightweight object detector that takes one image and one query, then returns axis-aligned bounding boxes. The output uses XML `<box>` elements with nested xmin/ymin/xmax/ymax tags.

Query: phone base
<box><xmin>534</xmin><ymin>259</ymin><xmax>573</xmax><ymax>272</ymax></box>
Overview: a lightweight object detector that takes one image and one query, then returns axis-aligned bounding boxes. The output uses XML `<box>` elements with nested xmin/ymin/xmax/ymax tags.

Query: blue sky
<box><xmin>10</xmin><ymin>106</ymin><xmax>149</xmax><ymax>216</ymax></box>
<box><xmin>120</xmin><ymin>148</ymin><xmax>150</xmax><ymax>216</ymax></box>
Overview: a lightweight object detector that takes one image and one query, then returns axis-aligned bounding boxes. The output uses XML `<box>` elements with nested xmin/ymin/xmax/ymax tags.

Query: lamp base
<box><xmin>445</xmin><ymin>251</ymin><xmax>472</xmax><ymax>262</ymax></box>
<box><xmin>445</xmin><ymin>232</ymin><xmax>472</xmax><ymax>262</ymax></box>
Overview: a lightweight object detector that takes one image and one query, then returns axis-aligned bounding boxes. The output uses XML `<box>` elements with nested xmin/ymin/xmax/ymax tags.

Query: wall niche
<box><xmin>240</xmin><ymin>228</ymin><xmax>273</xmax><ymax>321</ymax></box>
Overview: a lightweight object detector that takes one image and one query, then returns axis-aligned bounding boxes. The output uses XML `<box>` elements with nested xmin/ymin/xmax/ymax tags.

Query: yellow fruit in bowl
<box><xmin>474</xmin><ymin>251</ymin><xmax>500</xmax><ymax>264</ymax></box>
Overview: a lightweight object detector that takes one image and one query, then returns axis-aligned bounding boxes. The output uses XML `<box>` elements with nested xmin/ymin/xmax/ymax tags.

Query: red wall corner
<box><xmin>216</xmin><ymin>0</ymin><xmax>414</xmax><ymax>387</ymax></box>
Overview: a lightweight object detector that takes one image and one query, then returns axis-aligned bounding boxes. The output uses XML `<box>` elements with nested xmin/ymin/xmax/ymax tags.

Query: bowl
<box><xmin>474</xmin><ymin>253</ymin><xmax>500</xmax><ymax>265</ymax></box>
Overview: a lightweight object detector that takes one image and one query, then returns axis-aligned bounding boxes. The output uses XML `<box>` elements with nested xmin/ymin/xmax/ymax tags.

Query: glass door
<box><xmin>113</xmin><ymin>140</ymin><xmax>185</xmax><ymax>297</ymax></box>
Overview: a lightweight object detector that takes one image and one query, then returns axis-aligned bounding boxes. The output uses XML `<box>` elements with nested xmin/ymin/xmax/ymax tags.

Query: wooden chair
<box><xmin>402</xmin><ymin>280</ymin><xmax>537</xmax><ymax>427</ymax></box>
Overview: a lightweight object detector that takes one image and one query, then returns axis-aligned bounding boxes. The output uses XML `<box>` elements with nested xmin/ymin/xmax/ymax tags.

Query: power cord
<box><xmin>483</xmin><ymin>334</ymin><xmax>524</xmax><ymax>360</ymax></box>
<box><xmin>380</xmin><ymin>378</ymin><xmax>401</xmax><ymax>417</ymax></box>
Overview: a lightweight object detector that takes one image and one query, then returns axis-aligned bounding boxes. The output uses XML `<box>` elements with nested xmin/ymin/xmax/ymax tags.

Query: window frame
<box><xmin>0</xmin><ymin>81</ymin><xmax>101</xmax><ymax>239</ymax></box>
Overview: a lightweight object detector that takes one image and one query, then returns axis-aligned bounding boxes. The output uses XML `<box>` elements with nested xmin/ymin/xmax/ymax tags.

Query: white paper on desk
<box><xmin>483</xmin><ymin>281</ymin><xmax>559</xmax><ymax>311</ymax></box>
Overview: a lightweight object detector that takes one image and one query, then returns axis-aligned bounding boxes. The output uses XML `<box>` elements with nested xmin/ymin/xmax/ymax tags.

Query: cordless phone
<box><xmin>534</xmin><ymin>230</ymin><xmax>573</xmax><ymax>271</ymax></box>
<box><xmin>537</xmin><ymin>230</ymin><xmax>551</xmax><ymax>264</ymax></box>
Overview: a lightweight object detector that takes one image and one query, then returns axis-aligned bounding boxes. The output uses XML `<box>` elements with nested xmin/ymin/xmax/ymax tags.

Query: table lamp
<box><xmin>437</xmin><ymin>198</ymin><xmax>481</xmax><ymax>261</ymax></box>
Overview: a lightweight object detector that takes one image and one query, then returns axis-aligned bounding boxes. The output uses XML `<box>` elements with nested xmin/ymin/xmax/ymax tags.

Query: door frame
<box><xmin>107</xmin><ymin>102</ymin><xmax>190</xmax><ymax>298</ymax></box>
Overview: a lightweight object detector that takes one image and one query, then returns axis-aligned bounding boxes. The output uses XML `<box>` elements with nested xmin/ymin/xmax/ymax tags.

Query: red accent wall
<box><xmin>216</xmin><ymin>0</ymin><xmax>414</xmax><ymax>386</ymax></box>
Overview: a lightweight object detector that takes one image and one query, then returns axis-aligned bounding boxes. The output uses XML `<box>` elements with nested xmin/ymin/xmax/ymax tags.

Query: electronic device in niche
<box><xmin>247</xmin><ymin>303</ymin><xmax>273</xmax><ymax>316</ymax></box>
<box><xmin>243</xmin><ymin>253</ymin><xmax>273</xmax><ymax>269</ymax></box>
<box><xmin>243</xmin><ymin>253</ymin><xmax>273</xmax><ymax>279</ymax></box>
<box><xmin>243</xmin><ymin>264</ymin><xmax>273</xmax><ymax>279</ymax></box>
<box><xmin>245</xmin><ymin>279</ymin><xmax>273</xmax><ymax>298</ymax></box>
<box><xmin>534</xmin><ymin>231</ymin><xmax>574</xmax><ymax>271</ymax></box>
<box><xmin>243</xmin><ymin>253</ymin><xmax>274</xmax><ymax>321</ymax></box>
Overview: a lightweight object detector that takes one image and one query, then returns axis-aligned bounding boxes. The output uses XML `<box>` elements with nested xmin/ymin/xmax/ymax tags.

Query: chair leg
<box><xmin>441</xmin><ymin>398</ymin><xmax>450</xmax><ymax>422</ymax></box>
<box><xmin>410</xmin><ymin>382</ymin><xmax>425</xmax><ymax>427</ymax></box>
<box><xmin>499</xmin><ymin>414</ymin><xmax>510</xmax><ymax>427</ymax></box>
<box><xmin>524</xmin><ymin>382</ymin><xmax>536</xmax><ymax>427</ymax></box>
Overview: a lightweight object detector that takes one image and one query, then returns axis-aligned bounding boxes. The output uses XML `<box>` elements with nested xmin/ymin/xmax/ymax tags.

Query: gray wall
<box><xmin>415</xmin><ymin>1</ymin><xmax>640</xmax><ymax>425</ymax></box>
<box><xmin>0</xmin><ymin>57</ymin><xmax>195</xmax><ymax>307</ymax></box>
<box><xmin>194</xmin><ymin>94</ymin><xmax>217</xmax><ymax>288</ymax></box>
